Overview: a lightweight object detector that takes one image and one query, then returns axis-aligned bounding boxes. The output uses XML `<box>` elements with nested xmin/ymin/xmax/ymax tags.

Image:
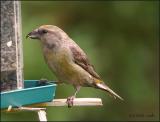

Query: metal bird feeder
<box><xmin>0</xmin><ymin>1</ymin><xmax>56</xmax><ymax>110</ymax></box>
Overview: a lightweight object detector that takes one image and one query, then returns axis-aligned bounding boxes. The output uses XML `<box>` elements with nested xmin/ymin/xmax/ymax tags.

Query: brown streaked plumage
<box><xmin>27</xmin><ymin>25</ymin><xmax>123</xmax><ymax>107</ymax></box>
<box><xmin>70</xmin><ymin>46</ymin><xmax>101</xmax><ymax>80</ymax></box>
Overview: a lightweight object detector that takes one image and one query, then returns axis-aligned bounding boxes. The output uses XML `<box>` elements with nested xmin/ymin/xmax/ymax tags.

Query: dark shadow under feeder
<box><xmin>1</xmin><ymin>80</ymin><xmax>56</xmax><ymax>109</ymax></box>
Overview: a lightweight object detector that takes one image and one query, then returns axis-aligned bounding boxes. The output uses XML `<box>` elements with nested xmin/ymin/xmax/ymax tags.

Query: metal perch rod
<box><xmin>32</xmin><ymin>98</ymin><xmax>103</xmax><ymax>107</ymax></box>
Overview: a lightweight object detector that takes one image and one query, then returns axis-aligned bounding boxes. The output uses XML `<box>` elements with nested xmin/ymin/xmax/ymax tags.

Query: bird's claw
<box><xmin>38</xmin><ymin>78</ymin><xmax>48</xmax><ymax>86</ymax></box>
<box><xmin>66</xmin><ymin>96</ymin><xmax>75</xmax><ymax>108</ymax></box>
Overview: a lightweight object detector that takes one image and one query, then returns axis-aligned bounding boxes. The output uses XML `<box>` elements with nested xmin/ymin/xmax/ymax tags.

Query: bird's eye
<box><xmin>38</xmin><ymin>29</ymin><xmax>48</xmax><ymax>35</ymax></box>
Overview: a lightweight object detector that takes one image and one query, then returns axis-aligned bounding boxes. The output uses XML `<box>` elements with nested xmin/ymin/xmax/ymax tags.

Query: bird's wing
<box><xmin>70</xmin><ymin>46</ymin><xmax>101</xmax><ymax>80</ymax></box>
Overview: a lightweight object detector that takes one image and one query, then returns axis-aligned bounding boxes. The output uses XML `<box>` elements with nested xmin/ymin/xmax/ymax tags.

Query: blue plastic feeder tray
<box><xmin>1</xmin><ymin>80</ymin><xmax>56</xmax><ymax>109</ymax></box>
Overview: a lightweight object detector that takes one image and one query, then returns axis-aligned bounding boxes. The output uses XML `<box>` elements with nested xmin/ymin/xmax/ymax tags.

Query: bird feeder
<box><xmin>0</xmin><ymin>1</ymin><xmax>56</xmax><ymax>109</ymax></box>
<box><xmin>1</xmin><ymin>1</ymin><xmax>23</xmax><ymax>92</ymax></box>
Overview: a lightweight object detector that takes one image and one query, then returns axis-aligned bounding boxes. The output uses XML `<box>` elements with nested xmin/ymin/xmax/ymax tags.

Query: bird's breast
<box><xmin>43</xmin><ymin>47</ymin><xmax>77</xmax><ymax>81</ymax></box>
<box><xmin>42</xmin><ymin>47</ymin><xmax>94</xmax><ymax>86</ymax></box>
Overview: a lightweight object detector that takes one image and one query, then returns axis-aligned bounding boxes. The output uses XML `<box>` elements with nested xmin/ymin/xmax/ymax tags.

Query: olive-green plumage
<box><xmin>27</xmin><ymin>25</ymin><xmax>123</xmax><ymax>102</ymax></box>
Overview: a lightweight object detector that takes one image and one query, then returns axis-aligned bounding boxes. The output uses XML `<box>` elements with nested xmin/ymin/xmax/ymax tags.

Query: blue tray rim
<box><xmin>1</xmin><ymin>80</ymin><xmax>56</xmax><ymax>95</ymax></box>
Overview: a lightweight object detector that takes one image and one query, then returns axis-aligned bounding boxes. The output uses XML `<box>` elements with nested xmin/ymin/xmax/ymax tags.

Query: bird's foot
<box><xmin>38</xmin><ymin>78</ymin><xmax>48</xmax><ymax>86</ymax></box>
<box><xmin>66</xmin><ymin>96</ymin><xmax>75</xmax><ymax>108</ymax></box>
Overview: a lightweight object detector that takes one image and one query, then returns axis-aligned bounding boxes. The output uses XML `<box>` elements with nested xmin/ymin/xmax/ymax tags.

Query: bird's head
<box><xmin>26</xmin><ymin>25</ymin><xmax>69</xmax><ymax>49</ymax></box>
<box><xmin>26</xmin><ymin>25</ymin><xmax>68</xmax><ymax>41</ymax></box>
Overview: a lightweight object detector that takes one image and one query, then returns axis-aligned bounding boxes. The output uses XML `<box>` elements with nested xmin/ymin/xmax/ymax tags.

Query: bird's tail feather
<box><xmin>94</xmin><ymin>79</ymin><xmax>124</xmax><ymax>101</ymax></box>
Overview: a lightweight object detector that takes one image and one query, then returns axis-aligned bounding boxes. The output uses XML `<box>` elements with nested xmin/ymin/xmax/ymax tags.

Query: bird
<box><xmin>26</xmin><ymin>25</ymin><xmax>123</xmax><ymax>107</ymax></box>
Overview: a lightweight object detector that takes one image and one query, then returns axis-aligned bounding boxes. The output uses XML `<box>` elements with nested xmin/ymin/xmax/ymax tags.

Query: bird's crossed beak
<box><xmin>26</xmin><ymin>29</ymin><xmax>39</xmax><ymax>39</ymax></box>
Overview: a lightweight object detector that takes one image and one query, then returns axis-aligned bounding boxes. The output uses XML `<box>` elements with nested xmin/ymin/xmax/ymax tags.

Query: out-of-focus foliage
<box><xmin>1</xmin><ymin>1</ymin><xmax>159</xmax><ymax>121</ymax></box>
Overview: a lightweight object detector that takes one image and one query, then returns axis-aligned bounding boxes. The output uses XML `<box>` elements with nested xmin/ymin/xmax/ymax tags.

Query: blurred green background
<box><xmin>1</xmin><ymin>1</ymin><xmax>159</xmax><ymax>121</ymax></box>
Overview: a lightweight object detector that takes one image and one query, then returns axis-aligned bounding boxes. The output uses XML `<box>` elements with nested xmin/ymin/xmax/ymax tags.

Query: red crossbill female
<box><xmin>27</xmin><ymin>25</ymin><xmax>123</xmax><ymax>107</ymax></box>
